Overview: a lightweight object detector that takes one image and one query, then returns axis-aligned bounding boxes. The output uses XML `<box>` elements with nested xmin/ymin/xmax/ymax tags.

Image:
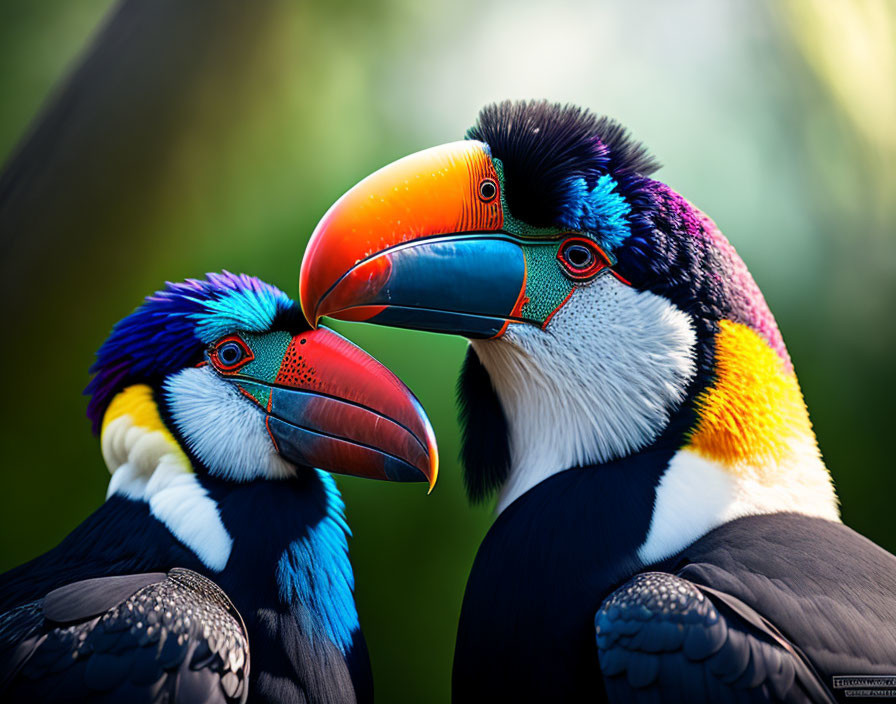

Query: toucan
<box><xmin>299</xmin><ymin>100</ymin><xmax>896</xmax><ymax>702</ymax></box>
<box><xmin>0</xmin><ymin>271</ymin><xmax>437</xmax><ymax>703</ymax></box>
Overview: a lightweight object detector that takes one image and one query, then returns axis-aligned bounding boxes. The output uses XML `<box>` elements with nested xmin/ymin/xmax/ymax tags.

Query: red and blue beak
<box><xmin>299</xmin><ymin>141</ymin><xmax>533</xmax><ymax>339</ymax></box>
<box><xmin>231</xmin><ymin>328</ymin><xmax>437</xmax><ymax>489</ymax></box>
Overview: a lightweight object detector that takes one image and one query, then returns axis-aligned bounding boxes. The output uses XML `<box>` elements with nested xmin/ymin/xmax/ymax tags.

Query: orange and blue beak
<box><xmin>228</xmin><ymin>328</ymin><xmax>437</xmax><ymax>489</ymax></box>
<box><xmin>299</xmin><ymin>141</ymin><xmax>535</xmax><ymax>339</ymax></box>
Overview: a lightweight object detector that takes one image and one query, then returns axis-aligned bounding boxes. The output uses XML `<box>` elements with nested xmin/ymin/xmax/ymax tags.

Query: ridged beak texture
<box><xmin>238</xmin><ymin>328</ymin><xmax>437</xmax><ymax>489</ymax></box>
<box><xmin>299</xmin><ymin>141</ymin><xmax>531</xmax><ymax>339</ymax></box>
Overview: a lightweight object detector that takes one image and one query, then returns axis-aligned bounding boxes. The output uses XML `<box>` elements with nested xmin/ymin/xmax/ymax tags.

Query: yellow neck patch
<box><xmin>102</xmin><ymin>384</ymin><xmax>174</xmax><ymax>438</ymax></box>
<box><xmin>101</xmin><ymin>384</ymin><xmax>190</xmax><ymax>472</ymax></box>
<box><xmin>687</xmin><ymin>320</ymin><xmax>816</xmax><ymax>474</ymax></box>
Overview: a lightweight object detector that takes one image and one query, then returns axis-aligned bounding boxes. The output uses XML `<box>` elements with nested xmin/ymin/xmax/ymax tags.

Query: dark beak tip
<box><xmin>385</xmin><ymin>460</ymin><xmax>433</xmax><ymax>487</ymax></box>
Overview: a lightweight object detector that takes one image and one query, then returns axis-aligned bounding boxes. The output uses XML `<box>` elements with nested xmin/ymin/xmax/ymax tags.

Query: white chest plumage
<box><xmin>472</xmin><ymin>276</ymin><xmax>839</xmax><ymax>559</ymax></box>
<box><xmin>101</xmin><ymin>382</ymin><xmax>233</xmax><ymax>571</ymax></box>
<box><xmin>473</xmin><ymin>278</ymin><xmax>697</xmax><ymax>513</ymax></box>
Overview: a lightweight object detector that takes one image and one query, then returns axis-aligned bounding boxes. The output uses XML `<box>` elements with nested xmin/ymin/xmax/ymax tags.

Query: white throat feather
<box><xmin>472</xmin><ymin>277</ymin><xmax>697</xmax><ymax>513</ymax></box>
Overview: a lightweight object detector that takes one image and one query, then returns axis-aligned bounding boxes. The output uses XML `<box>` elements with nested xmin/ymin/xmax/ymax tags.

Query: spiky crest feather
<box><xmin>466</xmin><ymin>100</ymin><xmax>660</xmax><ymax>228</ymax></box>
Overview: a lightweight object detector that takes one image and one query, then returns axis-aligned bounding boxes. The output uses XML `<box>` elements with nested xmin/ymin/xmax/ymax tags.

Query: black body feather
<box><xmin>452</xmin><ymin>460</ymin><xmax>896</xmax><ymax>703</ymax></box>
<box><xmin>456</xmin><ymin>346</ymin><xmax>511</xmax><ymax>503</ymax></box>
<box><xmin>0</xmin><ymin>478</ymin><xmax>372</xmax><ymax>704</ymax></box>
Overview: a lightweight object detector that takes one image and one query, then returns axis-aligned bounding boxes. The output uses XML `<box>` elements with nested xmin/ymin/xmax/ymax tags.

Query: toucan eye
<box><xmin>478</xmin><ymin>178</ymin><xmax>498</xmax><ymax>202</ymax></box>
<box><xmin>558</xmin><ymin>237</ymin><xmax>608</xmax><ymax>280</ymax></box>
<box><xmin>218</xmin><ymin>343</ymin><xmax>243</xmax><ymax>366</ymax></box>
<box><xmin>210</xmin><ymin>336</ymin><xmax>253</xmax><ymax>372</ymax></box>
<box><xmin>565</xmin><ymin>244</ymin><xmax>593</xmax><ymax>268</ymax></box>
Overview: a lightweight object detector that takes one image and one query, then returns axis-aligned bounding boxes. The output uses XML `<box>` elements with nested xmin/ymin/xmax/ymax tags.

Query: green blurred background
<box><xmin>0</xmin><ymin>0</ymin><xmax>894</xmax><ymax>700</ymax></box>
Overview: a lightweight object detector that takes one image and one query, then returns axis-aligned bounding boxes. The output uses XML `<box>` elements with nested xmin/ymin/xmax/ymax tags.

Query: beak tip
<box><xmin>426</xmin><ymin>450</ymin><xmax>439</xmax><ymax>493</ymax></box>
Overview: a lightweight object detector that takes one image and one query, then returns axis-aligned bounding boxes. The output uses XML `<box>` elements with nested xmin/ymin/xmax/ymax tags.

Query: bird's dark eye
<box><xmin>219</xmin><ymin>343</ymin><xmax>243</xmax><ymax>366</ymax></box>
<box><xmin>565</xmin><ymin>244</ymin><xmax>593</xmax><ymax>268</ymax></box>
<box><xmin>210</xmin><ymin>336</ymin><xmax>253</xmax><ymax>372</ymax></box>
<box><xmin>557</xmin><ymin>237</ymin><xmax>608</xmax><ymax>280</ymax></box>
<box><xmin>478</xmin><ymin>178</ymin><xmax>498</xmax><ymax>202</ymax></box>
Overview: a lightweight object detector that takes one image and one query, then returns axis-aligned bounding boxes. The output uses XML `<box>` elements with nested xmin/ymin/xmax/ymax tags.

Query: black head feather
<box><xmin>465</xmin><ymin>100</ymin><xmax>660</xmax><ymax>227</ymax></box>
<box><xmin>457</xmin><ymin>346</ymin><xmax>511</xmax><ymax>503</ymax></box>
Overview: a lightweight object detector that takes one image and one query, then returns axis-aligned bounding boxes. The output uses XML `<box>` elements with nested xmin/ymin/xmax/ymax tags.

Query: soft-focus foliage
<box><xmin>1</xmin><ymin>1</ymin><xmax>893</xmax><ymax>701</ymax></box>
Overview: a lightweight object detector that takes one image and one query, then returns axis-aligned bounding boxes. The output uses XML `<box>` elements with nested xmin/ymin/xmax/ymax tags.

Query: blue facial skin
<box><xmin>358</xmin><ymin>235</ymin><xmax>528</xmax><ymax>338</ymax></box>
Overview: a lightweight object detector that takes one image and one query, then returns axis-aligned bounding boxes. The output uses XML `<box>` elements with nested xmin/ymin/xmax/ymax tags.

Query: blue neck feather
<box><xmin>204</xmin><ymin>470</ymin><xmax>359</xmax><ymax>654</ymax></box>
<box><xmin>275</xmin><ymin>472</ymin><xmax>358</xmax><ymax>654</ymax></box>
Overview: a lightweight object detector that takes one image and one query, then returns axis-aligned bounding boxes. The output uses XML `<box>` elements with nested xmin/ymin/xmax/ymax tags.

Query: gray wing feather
<box><xmin>596</xmin><ymin>572</ymin><xmax>836</xmax><ymax>704</ymax></box>
<box><xmin>1</xmin><ymin>568</ymin><xmax>249</xmax><ymax>704</ymax></box>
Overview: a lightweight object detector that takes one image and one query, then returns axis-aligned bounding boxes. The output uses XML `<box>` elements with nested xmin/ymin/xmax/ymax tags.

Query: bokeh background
<box><xmin>1</xmin><ymin>0</ymin><xmax>894</xmax><ymax>700</ymax></box>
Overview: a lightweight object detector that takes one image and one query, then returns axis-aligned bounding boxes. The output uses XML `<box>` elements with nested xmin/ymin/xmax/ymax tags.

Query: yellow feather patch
<box><xmin>687</xmin><ymin>320</ymin><xmax>816</xmax><ymax>475</ymax></box>
<box><xmin>101</xmin><ymin>384</ymin><xmax>189</xmax><ymax>468</ymax></box>
<box><xmin>102</xmin><ymin>384</ymin><xmax>172</xmax><ymax>436</ymax></box>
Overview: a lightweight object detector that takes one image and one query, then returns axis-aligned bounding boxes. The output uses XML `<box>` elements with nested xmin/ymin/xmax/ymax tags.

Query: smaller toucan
<box><xmin>0</xmin><ymin>271</ymin><xmax>437</xmax><ymax>704</ymax></box>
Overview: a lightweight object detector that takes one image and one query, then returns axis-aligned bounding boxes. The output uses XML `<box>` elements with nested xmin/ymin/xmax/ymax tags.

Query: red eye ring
<box><xmin>557</xmin><ymin>237</ymin><xmax>610</xmax><ymax>280</ymax></box>
<box><xmin>209</xmin><ymin>334</ymin><xmax>254</xmax><ymax>372</ymax></box>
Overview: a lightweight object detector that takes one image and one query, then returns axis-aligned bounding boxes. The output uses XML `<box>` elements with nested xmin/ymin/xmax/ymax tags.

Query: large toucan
<box><xmin>0</xmin><ymin>271</ymin><xmax>437</xmax><ymax>703</ymax></box>
<box><xmin>300</xmin><ymin>100</ymin><xmax>896</xmax><ymax>702</ymax></box>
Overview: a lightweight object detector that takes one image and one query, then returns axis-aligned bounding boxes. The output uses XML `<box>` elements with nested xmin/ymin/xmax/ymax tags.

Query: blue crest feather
<box><xmin>558</xmin><ymin>174</ymin><xmax>633</xmax><ymax>250</ymax></box>
<box><xmin>85</xmin><ymin>271</ymin><xmax>296</xmax><ymax>433</ymax></box>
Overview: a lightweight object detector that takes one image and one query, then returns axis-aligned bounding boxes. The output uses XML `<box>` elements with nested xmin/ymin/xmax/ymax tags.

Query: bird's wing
<box><xmin>595</xmin><ymin>571</ymin><xmax>836</xmax><ymax>704</ymax></box>
<box><xmin>0</xmin><ymin>567</ymin><xmax>249</xmax><ymax>704</ymax></box>
<box><xmin>0</xmin><ymin>599</ymin><xmax>44</xmax><ymax>689</ymax></box>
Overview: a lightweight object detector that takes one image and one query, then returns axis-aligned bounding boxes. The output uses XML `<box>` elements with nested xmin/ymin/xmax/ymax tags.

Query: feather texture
<box><xmin>1</xmin><ymin>569</ymin><xmax>249</xmax><ymax>704</ymax></box>
<box><xmin>466</xmin><ymin>100</ymin><xmax>659</xmax><ymax>228</ymax></box>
